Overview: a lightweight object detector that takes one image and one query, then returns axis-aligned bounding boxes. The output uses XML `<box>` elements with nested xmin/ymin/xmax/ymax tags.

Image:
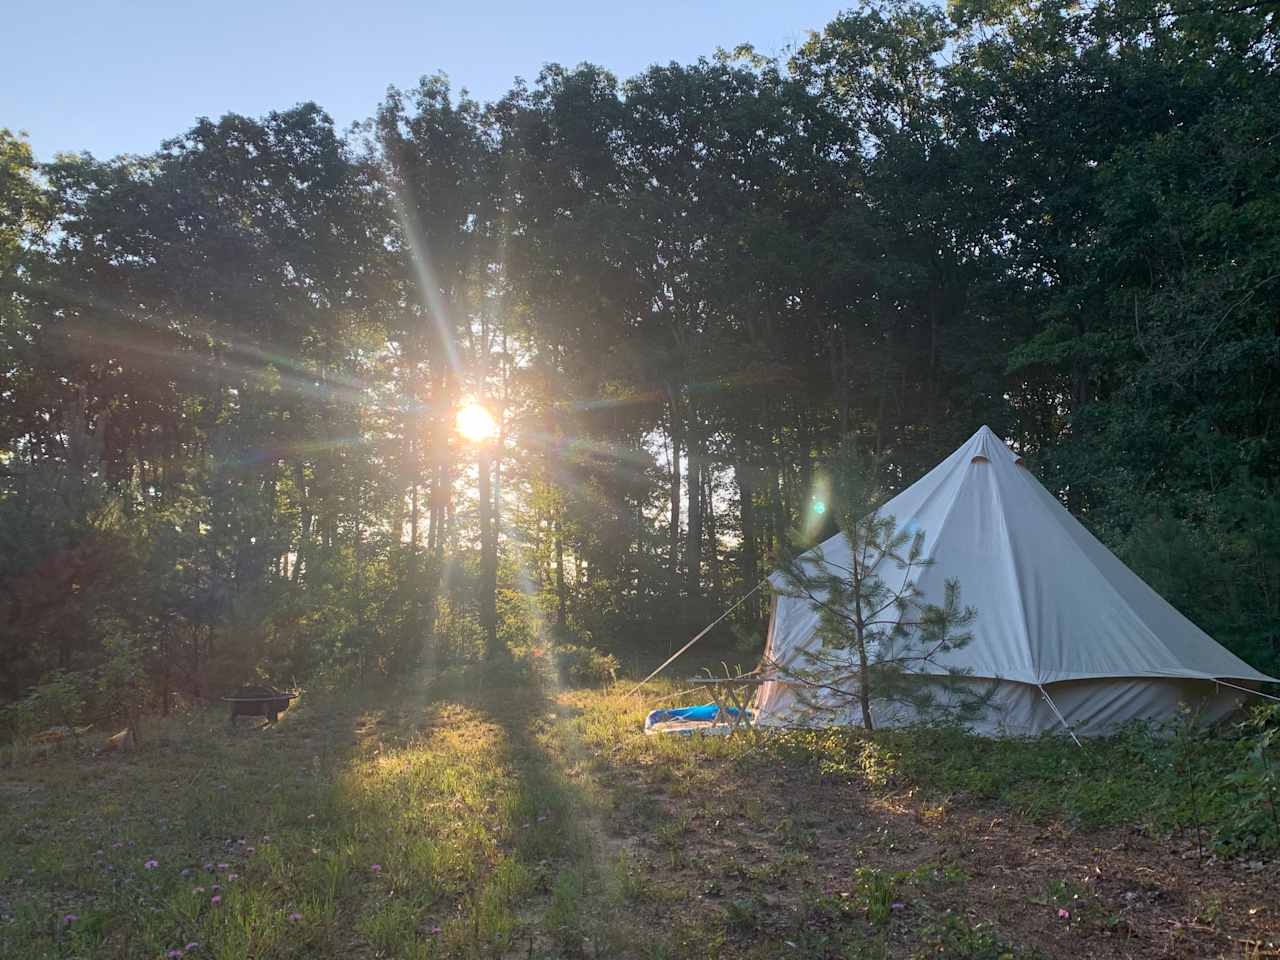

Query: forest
<box><xmin>3</xmin><ymin>0</ymin><xmax>1280</xmax><ymax>718</ymax></box>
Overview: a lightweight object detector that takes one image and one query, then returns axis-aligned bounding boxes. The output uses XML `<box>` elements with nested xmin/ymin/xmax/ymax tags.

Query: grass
<box><xmin>1</xmin><ymin>670</ymin><xmax>1277</xmax><ymax>959</ymax></box>
<box><xmin>0</xmin><ymin>675</ymin><xmax>609</xmax><ymax>959</ymax></box>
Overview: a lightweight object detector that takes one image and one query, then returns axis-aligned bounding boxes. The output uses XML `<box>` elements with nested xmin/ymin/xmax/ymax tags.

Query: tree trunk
<box><xmin>409</xmin><ymin>469</ymin><xmax>419</xmax><ymax>553</ymax></box>
<box><xmin>479</xmin><ymin>446</ymin><xmax>498</xmax><ymax>659</ymax></box>
<box><xmin>858</xmin><ymin>637</ymin><xmax>874</xmax><ymax>732</ymax></box>
<box><xmin>668</xmin><ymin>387</ymin><xmax>682</xmax><ymax>595</ymax></box>
<box><xmin>705</xmin><ymin>465</ymin><xmax>720</xmax><ymax>602</ymax></box>
<box><xmin>292</xmin><ymin>462</ymin><xmax>311</xmax><ymax>585</ymax></box>
<box><xmin>769</xmin><ymin>463</ymin><xmax>785</xmax><ymax>558</ymax></box>
<box><xmin>736</xmin><ymin>458</ymin><xmax>759</xmax><ymax>622</ymax></box>
<box><xmin>853</xmin><ymin>561</ymin><xmax>874</xmax><ymax>730</ymax></box>
<box><xmin>685</xmin><ymin>418</ymin><xmax>703</xmax><ymax>603</ymax></box>
<box><xmin>554</xmin><ymin>515</ymin><xmax>567</xmax><ymax>627</ymax></box>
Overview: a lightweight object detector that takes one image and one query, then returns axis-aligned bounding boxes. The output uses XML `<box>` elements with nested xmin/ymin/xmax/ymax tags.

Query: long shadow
<box><xmin>419</xmin><ymin>673</ymin><xmax>634</xmax><ymax>957</ymax></box>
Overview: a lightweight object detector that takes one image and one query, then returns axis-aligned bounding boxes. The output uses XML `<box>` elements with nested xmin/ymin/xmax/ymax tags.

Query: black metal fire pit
<box><xmin>222</xmin><ymin>686</ymin><xmax>298</xmax><ymax>723</ymax></box>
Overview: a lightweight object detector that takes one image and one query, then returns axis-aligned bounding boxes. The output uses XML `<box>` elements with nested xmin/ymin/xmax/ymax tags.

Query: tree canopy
<box><xmin>3</xmin><ymin>0</ymin><xmax>1279</xmax><ymax>710</ymax></box>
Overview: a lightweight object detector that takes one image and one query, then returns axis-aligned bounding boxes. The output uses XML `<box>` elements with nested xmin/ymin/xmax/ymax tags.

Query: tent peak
<box><xmin>967</xmin><ymin>425</ymin><xmax>1018</xmax><ymax>462</ymax></box>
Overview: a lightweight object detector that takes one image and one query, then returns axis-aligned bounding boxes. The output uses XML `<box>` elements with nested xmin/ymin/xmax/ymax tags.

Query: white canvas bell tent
<box><xmin>752</xmin><ymin>426</ymin><xmax>1279</xmax><ymax>737</ymax></box>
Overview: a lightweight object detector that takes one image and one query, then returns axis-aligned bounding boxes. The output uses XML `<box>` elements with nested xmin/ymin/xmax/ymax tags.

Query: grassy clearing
<box><xmin>0</xmin><ymin>673</ymin><xmax>623</xmax><ymax>959</ymax></box>
<box><xmin>2</xmin><ymin>672</ymin><xmax>1278</xmax><ymax>959</ymax></box>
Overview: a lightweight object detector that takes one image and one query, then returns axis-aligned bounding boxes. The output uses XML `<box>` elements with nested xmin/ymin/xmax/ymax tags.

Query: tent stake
<box><xmin>1038</xmin><ymin>684</ymin><xmax>1083</xmax><ymax>748</ymax></box>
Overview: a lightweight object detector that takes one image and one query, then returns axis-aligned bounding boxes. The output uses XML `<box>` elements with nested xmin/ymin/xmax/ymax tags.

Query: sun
<box><xmin>456</xmin><ymin>402</ymin><xmax>498</xmax><ymax>443</ymax></box>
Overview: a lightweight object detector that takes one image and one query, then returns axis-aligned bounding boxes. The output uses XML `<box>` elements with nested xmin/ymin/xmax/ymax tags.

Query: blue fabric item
<box><xmin>644</xmin><ymin>704</ymin><xmax>751</xmax><ymax>728</ymax></box>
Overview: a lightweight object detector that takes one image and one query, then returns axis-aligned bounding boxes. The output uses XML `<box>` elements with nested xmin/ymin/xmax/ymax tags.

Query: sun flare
<box><xmin>456</xmin><ymin>402</ymin><xmax>498</xmax><ymax>443</ymax></box>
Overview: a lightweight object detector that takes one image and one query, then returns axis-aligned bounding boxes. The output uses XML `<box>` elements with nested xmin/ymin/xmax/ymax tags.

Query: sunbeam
<box><xmin>387</xmin><ymin>182</ymin><xmax>462</xmax><ymax>379</ymax></box>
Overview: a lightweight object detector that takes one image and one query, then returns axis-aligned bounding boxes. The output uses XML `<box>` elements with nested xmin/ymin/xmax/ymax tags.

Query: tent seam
<box><xmin>994</xmin><ymin>458</ymin><xmax>1040</xmax><ymax>684</ymax></box>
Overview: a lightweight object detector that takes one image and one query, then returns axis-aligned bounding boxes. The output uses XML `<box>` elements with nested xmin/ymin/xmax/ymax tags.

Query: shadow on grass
<box><xmin>0</xmin><ymin>680</ymin><xmax>410</xmax><ymax>960</ymax></box>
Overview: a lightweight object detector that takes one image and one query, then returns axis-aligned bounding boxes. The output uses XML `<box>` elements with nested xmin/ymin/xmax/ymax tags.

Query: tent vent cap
<box><xmin>970</xmin><ymin>455</ymin><xmax>990</xmax><ymax>464</ymax></box>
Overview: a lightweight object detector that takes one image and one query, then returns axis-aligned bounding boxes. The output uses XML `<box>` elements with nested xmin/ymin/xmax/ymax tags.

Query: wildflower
<box><xmin>203</xmin><ymin>862</ymin><xmax>214</xmax><ymax>872</ymax></box>
<box><xmin>211</xmin><ymin>895</ymin><xmax>222</xmax><ymax>906</ymax></box>
<box><xmin>185</xmin><ymin>943</ymin><xmax>199</xmax><ymax>951</ymax></box>
<box><xmin>180</xmin><ymin>867</ymin><xmax>191</xmax><ymax>877</ymax></box>
<box><xmin>211</xmin><ymin>884</ymin><xmax>221</xmax><ymax>893</ymax></box>
<box><xmin>63</xmin><ymin>914</ymin><xmax>78</xmax><ymax>924</ymax></box>
<box><xmin>216</xmin><ymin>863</ymin><xmax>229</xmax><ymax>871</ymax></box>
<box><xmin>246</xmin><ymin>847</ymin><xmax>255</xmax><ymax>854</ymax></box>
<box><xmin>429</xmin><ymin>926</ymin><xmax>442</xmax><ymax>935</ymax></box>
<box><xmin>1058</xmin><ymin>908</ymin><xmax>1070</xmax><ymax>920</ymax></box>
<box><xmin>890</xmin><ymin>901</ymin><xmax>905</xmax><ymax>911</ymax></box>
<box><xmin>94</xmin><ymin>849</ymin><xmax>104</xmax><ymax>856</ymax></box>
<box><xmin>227</xmin><ymin>873</ymin><xmax>238</xmax><ymax>881</ymax></box>
<box><xmin>144</xmin><ymin>859</ymin><xmax>160</xmax><ymax>870</ymax></box>
<box><xmin>370</xmin><ymin>864</ymin><xmax>382</xmax><ymax>873</ymax></box>
<box><xmin>288</xmin><ymin>912</ymin><xmax>303</xmax><ymax>922</ymax></box>
<box><xmin>111</xmin><ymin>841</ymin><xmax>124</xmax><ymax>849</ymax></box>
<box><xmin>167</xmin><ymin>950</ymin><xmax>184</xmax><ymax>958</ymax></box>
<box><xmin>192</xmin><ymin>886</ymin><xmax>205</xmax><ymax>894</ymax></box>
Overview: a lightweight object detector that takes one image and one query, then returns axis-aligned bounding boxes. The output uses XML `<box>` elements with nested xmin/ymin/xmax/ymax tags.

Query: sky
<box><xmin>3</xmin><ymin>0</ymin><xmax>848</xmax><ymax>162</ymax></box>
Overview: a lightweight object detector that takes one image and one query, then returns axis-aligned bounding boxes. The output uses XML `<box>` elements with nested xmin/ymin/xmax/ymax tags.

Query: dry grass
<box><xmin>1</xmin><ymin>672</ymin><xmax>1277</xmax><ymax>959</ymax></box>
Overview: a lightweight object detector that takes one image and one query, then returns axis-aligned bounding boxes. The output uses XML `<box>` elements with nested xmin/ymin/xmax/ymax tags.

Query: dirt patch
<box><xmin>590</xmin><ymin>746</ymin><xmax>1280</xmax><ymax>958</ymax></box>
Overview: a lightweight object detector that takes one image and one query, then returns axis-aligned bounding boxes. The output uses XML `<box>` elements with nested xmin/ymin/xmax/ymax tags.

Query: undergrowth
<box><xmin>576</xmin><ymin>688</ymin><xmax>1280</xmax><ymax>855</ymax></box>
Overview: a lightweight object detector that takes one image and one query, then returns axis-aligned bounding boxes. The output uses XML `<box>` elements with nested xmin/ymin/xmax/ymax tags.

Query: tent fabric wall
<box><xmin>752</xmin><ymin>426</ymin><xmax>1277</xmax><ymax>736</ymax></box>
<box><xmin>754</xmin><ymin>676</ymin><xmax>1251</xmax><ymax>737</ymax></box>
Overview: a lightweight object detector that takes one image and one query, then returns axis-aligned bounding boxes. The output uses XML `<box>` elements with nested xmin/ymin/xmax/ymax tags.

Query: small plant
<box><xmin>1168</xmin><ymin>704</ymin><xmax>1213</xmax><ymax>859</ymax></box>
<box><xmin>546</xmin><ymin>869</ymin><xmax>584</xmax><ymax>950</ymax></box>
<box><xmin>851</xmin><ymin>866</ymin><xmax>898</xmax><ymax>925</ymax></box>
<box><xmin>1222</xmin><ymin>704</ymin><xmax>1280</xmax><ymax>850</ymax></box>
<box><xmin>917</xmin><ymin>913</ymin><xmax>1029</xmax><ymax>959</ymax></box>
<box><xmin>609</xmin><ymin>851</ymin><xmax>647</xmax><ymax>904</ymax></box>
<box><xmin>724</xmin><ymin>897</ymin><xmax>760</xmax><ymax>931</ymax></box>
<box><xmin>552</xmin><ymin>643</ymin><xmax>620</xmax><ymax>687</ymax></box>
<box><xmin>99</xmin><ymin>638</ymin><xmax>147</xmax><ymax>747</ymax></box>
<box><xmin>772</xmin><ymin>441</ymin><xmax>987</xmax><ymax>731</ymax></box>
<box><xmin>776</xmin><ymin>815</ymin><xmax>817</xmax><ymax>852</ymax></box>
<box><xmin>1030</xmin><ymin>877</ymin><xmax>1086</xmax><ymax>920</ymax></box>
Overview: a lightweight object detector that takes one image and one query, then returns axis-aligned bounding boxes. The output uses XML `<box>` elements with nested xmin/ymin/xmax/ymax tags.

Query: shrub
<box><xmin>24</xmin><ymin>669</ymin><xmax>87</xmax><ymax>731</ymax></box>
<box><xmin>1220</xmin><ymin>704</ymin><xmax>1280</xmax><ymax>851</ymax></box>
<box><xmin>553</xmin><ymin>644</ymin><xmax>619</xmax><ymax>687</ymax></box>
<box><xmin>97</xmin><ymin>638</ymin><xmax>147</xmax><ymax>746</ymax></box>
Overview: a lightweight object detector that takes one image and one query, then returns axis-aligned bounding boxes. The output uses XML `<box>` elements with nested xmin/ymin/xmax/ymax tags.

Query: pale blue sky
<box><xmin>3</xmin><ymin>0</ymin><xmax>849</xmax><ymax>161</ymax></box>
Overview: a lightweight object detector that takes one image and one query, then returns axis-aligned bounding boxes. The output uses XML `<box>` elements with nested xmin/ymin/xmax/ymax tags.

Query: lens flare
<box><xmin>456</xmin><ymin>403</ymin><xmax>498</xmax><ymax>443</ymax></box>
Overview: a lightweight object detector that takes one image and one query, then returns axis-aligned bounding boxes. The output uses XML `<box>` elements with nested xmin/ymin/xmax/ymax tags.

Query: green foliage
<box><xmin>97</xmin><ymin>637</ymin><xmax>146</xmax><ymax>741</ymax></box>
<box><xmin>21</xmin><ymin>670</ymin><xmax>86</xmax><ymax>732</ymax></box>
<box><xmin>552</xmin><ymin>643</ymin><xmax>621</xmax><ymax>687</ymax></box>
<box><xmin>5</xmin><ymin>0</ymin><xmax>1280</xmax><ymax>715</ymax></box>
<box><xmin>1118</xmin><ymin>491</ymin><xmax>1280</xmax><ymax>678</ymax></box>
<box><xmin>1220</xmin><ymin>705</ymin><xmax>1280</xmax><ymax>851</ymax></box>
<box><xmin>756</xmin><ymin>715</ymin><xmax>1280</xmax><ymax>853</ymax></box>
<box><xmin>916</xmin><ymin>914</ymin><xmax>1030</xmax><ymax>960</ymax></box>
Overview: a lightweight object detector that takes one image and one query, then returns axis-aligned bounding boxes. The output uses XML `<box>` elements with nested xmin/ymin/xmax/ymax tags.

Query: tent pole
<box><xmin>1213</xmin><ymin>679</ymin><xmax>1280</xmax><ymax>703</ymax></box>
<box><xmin>1037</xmin><ymin>684</ymin><xmax>1083</xmax><ymax>748</ymax></box>
<box><xmin>625</xmin><ymin>579</ymin><xmax>769</xmax><ymax>698</ymax></box>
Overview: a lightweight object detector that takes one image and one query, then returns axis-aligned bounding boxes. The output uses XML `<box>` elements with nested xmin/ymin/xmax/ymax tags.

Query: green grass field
<box><xmin>2</xmin><ymin>671</ymin><xmax>1277</xmax><ymax>959</ymax></box>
